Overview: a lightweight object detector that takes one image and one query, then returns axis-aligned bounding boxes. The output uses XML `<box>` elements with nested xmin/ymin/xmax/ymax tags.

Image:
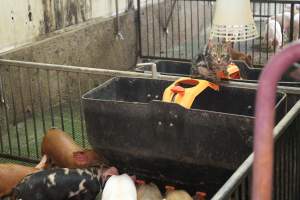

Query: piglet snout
<box><xmin>102</xmin><ymin>174</ymin><xmax>137</xmax><ymax>200</ymax></box>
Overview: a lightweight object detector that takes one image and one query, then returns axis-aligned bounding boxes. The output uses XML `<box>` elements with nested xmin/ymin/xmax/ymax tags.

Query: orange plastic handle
<box><xmin>171</xmin><ymin>86</ymin><xmax>185</xmax><ymax>95</ymax></box>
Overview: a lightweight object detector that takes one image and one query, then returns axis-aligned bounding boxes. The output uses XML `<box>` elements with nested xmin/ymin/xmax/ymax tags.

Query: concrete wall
<box><xmin>1</xmin><ymin>11</ymin><xmax>138</xmax><ymax>70</ymax></box>
<box><xmin>0</xmin><ymin>0</ymin><xmax>136</xmax><ymax>53</ymax></box>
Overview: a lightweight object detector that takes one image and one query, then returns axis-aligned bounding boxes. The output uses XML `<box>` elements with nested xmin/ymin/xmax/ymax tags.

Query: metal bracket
<box><xmin>136</xmin><ymin>62</ymin><xmax>158</xmax><ymax>79</ymax></box>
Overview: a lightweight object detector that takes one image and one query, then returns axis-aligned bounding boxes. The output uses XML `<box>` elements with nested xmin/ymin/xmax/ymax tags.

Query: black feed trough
<box><xmin>82</xmin><ymin>77</ymin><xmax>286</xmax><ymax>197</ymax></box>
<box><xmin>135</xmin><ymin>60</ymin><xmax>300</xmax><ymax>87</ymax></box>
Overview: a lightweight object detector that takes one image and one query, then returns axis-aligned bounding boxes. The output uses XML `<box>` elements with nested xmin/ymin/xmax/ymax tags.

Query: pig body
<box><xmin>12</xmin><ymin>167</ymin><xmax>103</xmax><ymax>200</ymax></box>
<box><xmin>0</xmin><ymin>164</ymin><xmax>39</xmax><ymax>197</ymax></box>
<box><xmin>293</xmin><ymin>13</ymin><xmax>300</xmax><ymax>40</ymax></box>
<box><xmin>165</xmin><ymin>190</ymin><xmax>193</xmax><ymax>200</ymax></box>
<box><xmin>137</xmin><ymin>182</ymin><xmax>162</xmax><ymax>200</ymax></box>
<box><xmin>264</xmin><ymin>19</ymin><xmax>283</xmax><ymax>49</ymax></box>
<box><xmin>42</xmin><ymin>127</ymin><xmax>107</xmax><ymax>169</ymax></box>
<box><xmin>270</xmin><ymin>12</ymin><xmax>291</xmax><ymax>34</ymax></box>
<box><xmin>102</xmin><ymin>174</ymin><xmax>137</xmax><ymax>200</ymax></box>
<box><xmin>228</xmin><ymin>46</ymin><xmax>252</xmax><ymax>67</ymax></box>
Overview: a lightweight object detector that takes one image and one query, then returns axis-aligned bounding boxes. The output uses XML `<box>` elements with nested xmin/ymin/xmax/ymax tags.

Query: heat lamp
<box><xmin>210</xmin><ymin>0</ymin><xmax>258</xmax><ymax>42</ymax></box>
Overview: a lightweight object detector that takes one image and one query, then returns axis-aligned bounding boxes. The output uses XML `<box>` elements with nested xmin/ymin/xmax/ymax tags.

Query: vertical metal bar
<box><xmin>157</xmin><ymin>0</ymin><xmax>162</xmax><ymax>57</ymax></box>
<box><xmin>284</xmin><ymin>134</ymin><xmax>288</xmax><ymax>200</ymax></box>
<box><xmin>281</xmin><ymin>5</ymin><xmax>284</xmax><ymax>51</ymax></box>
<box><xmin>0</xmin><ymin>69</ymin><xmax>12</xmax><ymax>154</ymax></box>
<box><xmin>197</xmin><ymin>0</ymin><xmax>200</xmax><ymax>52</ymax></box>
<box><xmin>190</xmin><ymin>0</ymin><xmax>194</xmax><ymax>58</ymax></box>
<box><xmin>203</xmin><ymin>0</ymin><xmax>207</xmax><ymax>42</ymax></box>
<box><xmin>280</xmin><ymin>138</ymin><xmax>284</xmax><ymax>200</ymax></box>
<box><xmin>252</xmin><ymin>2</ymin><xmax>255</xmax><ymax>66</ymax></box>
<box><xmin>177</xmin><ymin>0</ymin><xmax>181</xmax><ymax>58</ymax></box>
<box><xmin>275</xmin><ymin>138</ymin><xmax>280</xmax><ymax>200</ymax></box>
<box><xmin>17</xmin><ymin>67</ymin><xmax>30</xmax><ymax>157</ymax></box>
<box><xmin>183</xmin><ymin>0</ymin><xmax>187</xmax><ymax>59</ymax></box>
<box><xmin>286</xmin><ymin>133</ymin><xmax>290</xmax><ymax>200</ymax></box>
<box><xmin>292</xmin><ymin>126</ymin><xmax>296</xmax><ymax>200</ymax></box>
<box><xmin>290</xmin><ymin>3</ymin><xmax>295</xmax><ymax>42</ymax></box>
<box><xmin>137</xmin><ymin>0</ymin><xmax>143</xmax><ymax>57</ymax></box>
<box><xmin>56</xmin><ymin>71</ymin><xmax>64</xmax><ymax>131</ymax></box>
<box><xmin>241</xmin><ymin>178</ymin><xmax>247</xmax><ymax>200</ymax></box>
<box><xmin>259</xmin><ymin>1</ymin><xmax>262</xmax><ymax>64</ymax></box>
<box><xmin>8</xmin><ymin>66</ymin><xmax>21</xmax><ymax>156</ymax></box>
<box><xmin>266</xmin><ymin>1</ymin><xmax>270</xmax><ymax>60</ymax></box>
<box><xmin>296</xmin><ymin>116</ymin><xmax>300</xmax><ymax>200</ymax></box>
<box><xmin>0</xmin><ymin>75</ymin><xmax>4</xmax><ymax>152</ymax></box>
<box><xmin>152</xmin><ymin>0</ymin><xmax>156</xmax><ymax>56</ymax></box>
<box><xmin>274</xmin><ymin>1</ymin><xmax>277</xmax><ymax>54</ymax></box>
<box><xmin>26</xmin><ymin>69</ymin><xmax>39</xmax><ymax>158</ymax></box>
<box><xmin>66</xmin><ymin>72</ymin><xmax>75</xmax><ymax>140</ymax></box>
<box><xmin>210</xmin><ymin>0</ymin><xmax>213</xmax><ymax>26</ymax></box>
<box><xmin>77</xmin><ymin>73</ymin><xmax>85</xmax><ymax>148</ymax></box>
<box><xmin>47</xmin><ymin>70</ymin><xmax>54</xmax><ymax>127</ymax></box>
<box><xmin>37</xmin><ymin>69</ymin><xmax>46</xmax><ymax>134</ymax></box>
<box><xmin>171</xmin><ymin>0</ymin><xmax>175</xmax><ymax>58</ymax></box>
<box><xmin>145</xmin><ymin>0</ymin><xmax>150</xmax><ymax>56</ymax></box>
<box><xmin>298</xmin><ymin>7</ymin><xmax>300</xmax><ymax>41</ymax></box>
<box><xmin>164</xmin><ymin>0</ymin><xmax>168</xmax><ymax>58</ymax></box>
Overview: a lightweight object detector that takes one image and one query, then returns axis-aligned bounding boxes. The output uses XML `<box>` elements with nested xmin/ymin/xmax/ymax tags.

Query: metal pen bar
<box><xmin>183</xmin><ymin>0</ymin><xmax>187</xmax><ymax>59</ymax></box>
<box><xmin>152</xmin><ymin>0</ymin><xmax>156</xmax><ymax>56</ymax></box>
<box><xmin>26</xmin><ymin>68</ymin><xmax>39</xmax><ymax>158</ymax></box>
<box><xmin>145</xmin><ymin>0</ymin><xmax>150</xmax><ymax>56</ymax></box>
<box><xmin>212</xmin><ymin>100</ymin><xmax>300</xmax><ymax>200</ymax></box>
<box><xmin>56</xmin><ymin>71</ymin><xmax>65</xmax><ymax>131</ymax></box>
<box><xmin>37</xmin><ymin>69</ymin><xmax>46</xmax><ymax>134</ymax></box>
<box><xmin>158</xmin><ymin>0</ymin><xmax>162</xmax><ymax>57</ymax></box>
<box><xmin>66</xmin><ymin>72</ymin><xmax>75</xmax><ymax>140</ymax></box>
<box><xmin>47</xmin><ymin>70</ymin><xmax>54</xmax><ymax>127</ymax></box>
<box><xmin>177</xmin><ymin>0</ymin><xmax>181</xmax><ymax>58</ymax></box>
<box><xmin>8</xmin><ymin>66</ymin><xmax>21</xmax><ymax>156</ymax></box>
<box><xmin>164</xmin><ymin>0</ymin><xmax>168</xmax><ymax>57</ymax></box>
<box><xmin>17</xmin><ymin>67</ymin><xmax>30</xmax><ymax>157</ymax></box>
<box><xmin>77</xmin><ymin>73</ymin><xmax>86</xmax><ymax>148</ymax></box>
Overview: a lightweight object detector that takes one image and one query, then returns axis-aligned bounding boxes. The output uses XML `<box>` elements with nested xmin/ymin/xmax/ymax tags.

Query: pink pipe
<box><xmin>252</xmin><ymin>42</ymin><xmax>300</xmax><ymax>200</ymax></box>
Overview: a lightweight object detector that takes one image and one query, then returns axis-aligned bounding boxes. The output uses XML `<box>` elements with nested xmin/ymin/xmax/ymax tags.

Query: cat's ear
<box><xmin>225</xmin><ymin>41</ymin><xmax>233</xmax><ymax>52</ymax></box>
<box><xmin>207</xmin><ymin>39</ymin><xmax>213</xmax><ymax>49</ymax></box>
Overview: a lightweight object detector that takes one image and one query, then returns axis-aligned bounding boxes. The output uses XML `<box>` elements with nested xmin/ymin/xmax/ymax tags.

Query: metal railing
<box><xmin>0</xmin><ymin>59</ymin><xmax>299</xmax><ymax>199</ymax></box>
<box><xmin>137</xmin><ymin>0</ymin><xmax>300</xmax><ymax>66</ymax></box>
<box><xmin>212</xmin><ymin>100</ymin><xmax>300</xmax><ymax>200</ymax></box>
<box><xmin>0</xmin><ymin>59</ymin><xmax>178</xmax><ymax>163</ymax></box>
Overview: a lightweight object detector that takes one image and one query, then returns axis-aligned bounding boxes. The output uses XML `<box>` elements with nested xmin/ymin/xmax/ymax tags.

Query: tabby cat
<box><xmin>191</xmin><ymin>40</ymin><xmax>232</xmax><ymax>83</ymax></box>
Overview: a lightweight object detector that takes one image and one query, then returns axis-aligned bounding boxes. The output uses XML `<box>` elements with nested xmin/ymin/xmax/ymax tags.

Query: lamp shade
<box><xmin>210</xmin><ymin>0</ymin><xmax>258</xmax><ymax>42</ymax></box>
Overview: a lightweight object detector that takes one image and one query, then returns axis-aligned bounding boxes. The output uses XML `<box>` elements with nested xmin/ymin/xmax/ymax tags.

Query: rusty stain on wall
<box><xmin>42</xmin><ymin>0</ymin><xmax>94</xmax><ymax>33</ymax></box>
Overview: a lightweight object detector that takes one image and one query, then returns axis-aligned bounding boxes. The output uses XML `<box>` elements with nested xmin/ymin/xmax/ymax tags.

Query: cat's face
<box><xmin>205</xmin><ymin>41</ymin><xmax>232</xmax><ymax>71</ymax></box>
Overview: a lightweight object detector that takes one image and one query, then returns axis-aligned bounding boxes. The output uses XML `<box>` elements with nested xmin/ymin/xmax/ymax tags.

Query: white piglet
<box><xmin>270</xmin><ymin>12</ymin><xmax>291</xmax><ymax>34</ymax></box>
<box><xmin>264</xmin><ymin>19</ymin><xmax>283</xmax><ymax>50</ymax></box>
<box><xmin>102</xmin><ymin>174</ymin><xmax>137</xmax><ymax>200</ymax></box>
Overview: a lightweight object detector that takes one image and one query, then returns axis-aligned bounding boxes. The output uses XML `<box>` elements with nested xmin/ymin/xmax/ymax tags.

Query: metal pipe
<box><xmin>136</xmin><ymin>62</ymin><xmax>158</xmax><ymax>79</ymax></box>
<box><xmin>0</xmin><ymin>59</ymin><xmax>173</xmax><ymax>80</ymax></box>
<box><xmin>252</xmin><ymin>42</ymin><xmax>300</xmax><ymax>200</ymax></box>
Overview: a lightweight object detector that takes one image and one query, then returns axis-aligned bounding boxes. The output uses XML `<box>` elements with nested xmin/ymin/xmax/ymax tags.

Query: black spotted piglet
<box><xmin>11</xmin><ymin>166</ymin><xmax>118</xmax><ymax>200</ymax></box>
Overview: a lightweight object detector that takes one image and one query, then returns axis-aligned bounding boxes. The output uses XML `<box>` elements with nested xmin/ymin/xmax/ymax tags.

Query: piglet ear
<box><xmin>73</xmin><ymin>151</ymin><xmax>89</xmax><ymax>166</ymax></box>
